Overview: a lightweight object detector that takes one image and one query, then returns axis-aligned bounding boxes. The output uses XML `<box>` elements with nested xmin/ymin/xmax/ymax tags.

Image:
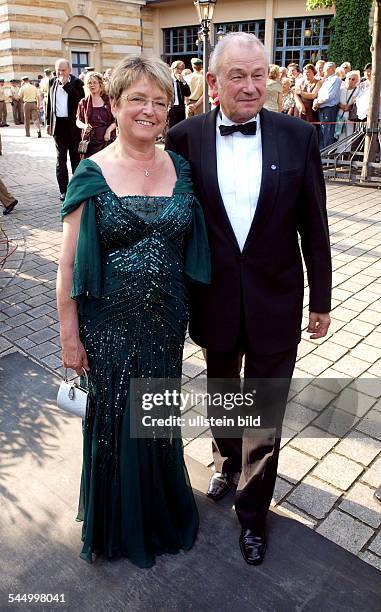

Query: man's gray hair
<box><xmin>55</xmin><ymin>58</ymin><xmax>70</xmax><ymax>70</ymax></box>
<box><xmin>324</xmin><ymin>61</ymin><xmax>336</xmax><ymax>71</ymax></box>
<box><xmin>209</xmin><ymin>32</ymin><xmax>269</xmax><ymax>75</ymax></box>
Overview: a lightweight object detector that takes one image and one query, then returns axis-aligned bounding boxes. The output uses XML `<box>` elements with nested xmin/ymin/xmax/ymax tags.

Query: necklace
<box><xmin>139</xmin><ymin>154</ymin><xmax>156</xmax><ymax>177</ymax></box>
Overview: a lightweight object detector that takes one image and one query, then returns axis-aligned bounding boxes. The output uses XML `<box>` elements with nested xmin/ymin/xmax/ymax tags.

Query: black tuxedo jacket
<box><xmin>166</xmin><ymin>107</ymin><xmax>332</xmax><ymax>355</ymax></box>
<box><xmin>46</xmin><ymin>75</ymin><xmax>84</xmax><ymax>138</ymax></box>
<box><xmin>173</xmin><ymin>78</ymin><xmax>191</xmax><ymax>110</ymax></box>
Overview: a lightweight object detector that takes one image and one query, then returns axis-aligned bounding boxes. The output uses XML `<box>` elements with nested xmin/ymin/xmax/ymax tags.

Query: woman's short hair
<box><xmin>109</xmin><ymin>55</ymin><xmax>173</xmax><ymax>105</ymax></box>
<box><xmin>303</xmin><ymin>63</ymin><xmax>316</xmax><ymax>74</ymax></box>
<box><xmin>84</xmin><ymin>71</ymin><xmax>105</xmax><ymax>96</ymax></box>
<box><xmin>268</xmin><ymin>64</ymin><xmax>280</xmax><ymax>80</ymax></box>
<box><xmin>346</xmin><ymin>70</ymin><xmax>360</xmax><ymax>84</ymax></box>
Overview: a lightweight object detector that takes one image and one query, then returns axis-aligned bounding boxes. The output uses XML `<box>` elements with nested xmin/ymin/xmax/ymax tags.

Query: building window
<box><xmin>71</xmin><ymin>51</ymin><xmax>89</xmax><ymax>76</ymax></box>
<box><xmin>274</xmin><ymin>16</ymin><xmax>332</xmax><ymax>67</ymax></box>
<box><xmin>214</xmin><ymin>20</ymin><xmax>265</xmax><ymax>43</ymax></box>
<box><xmin>163</xmin><ymin>26</ymin><xmax>201</xmax><ymax>66</ymax></box>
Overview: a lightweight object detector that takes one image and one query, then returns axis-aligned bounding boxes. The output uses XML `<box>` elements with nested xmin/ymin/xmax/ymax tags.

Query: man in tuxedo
<box><xmin>166</xmin><ymin>33</ymin><xmax>331</xmax><ymax>565</ymax></box>
<box><xmin>46</xmin><ymin>58</ymin><xmax>84</xmax><ymax>200</ymax></box>
<box><xmin>168</xmin><ymin>61</ymin><xmax>191</xmax><ymax>129</ymax></box>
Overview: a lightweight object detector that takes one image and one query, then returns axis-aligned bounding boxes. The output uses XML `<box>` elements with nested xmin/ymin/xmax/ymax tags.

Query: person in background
<box><xmin>0</xmin><ymin>177</ymin><xmax>18</xmax><ymax>215</ymax></box>
<box><xmin>182</xmin><ymin>68</ymin><xmax>192</xmax><ymax>84</ymax></box>
<box><xmin>168</xmin><ymin>61</ymin><xmax>191</xmax><ymax>128</ymax></box>
<box><xmin>313</xmin><ymin>61</ymin><xmax>341</xmax><ymax>149</ymax></box>
<box><xmin>355</xmin><ymin>64</ymin><xmax>381</xmax><ymax>122</ymax></box>
<box><xmin>76</xmin><ymin>71</ymin><xmax>116</xmax><ymax>157</ymax></box>
<box><xmin>315</xmin><ymin>59</ymin><xmax>325</xmax><ymax>80</ymax></box>
<box><xmin>103</xmin><ymin>68</ymin><xmax>113</xmax><ymax>94</ymax></box>
<box><xmin>360</xmin><ymin>62</ymin><xmax>372</xmax><ymax>84</ymax></box>
<box><xmin>19</xmin><ymin>77</ymin><xmax>41</xmax><ymax>138</ymax></box>
<box><xmin>187</xmin><ymin>58</ymin><xmax>204</xmax><ymax>117</ymax></box>
<box><xmin>0</xmin><ymin>79</ymin><xmax>9</xmax><ymax>126</ymax></box>
<box><xmin>9</xmin><ymin>79</ymin><xmax>24</xmax><ymax>125</ymax></box>
<box><xmin>263</xmin><ymin>64</ymin><xmax>282</xmax><ymax>113</ymax></box>
<box><xmin>39</xmin><ymin>68</ymin><xmax>52</xmax><ymax>126</ymax></box>
<box><xmin>294</xmin><ymin>63</ymin><xmax>322</xmax><ymax>123</ymax></box>
<box><xmin>335</xmin><ymin>67</ymin><xmax>346</xmax><ymax>81</ymax></box>
<box><xmin>279</xmin><ymin>66</ymin><xmax>288</xmax><ymax>80</ymax></box>
<box><xmin>335</xmin><ymin>70</ymin><xmax>360</xmax><ymax>152</ymax></box>
<box><xmin>287</xmin><ymin>63</ymin><xmax>303</xmax><ymax>88</ymax></box>
<box><xmin>340</xmin><ymin>62</ymin><xmax>351</xmax><ymax>77</ymax></box>
<box><xmin>46</xmin><ymin>58</ymin><xmax>84</xmax><ymax>201</ymax></box>
<box><xmin>281</xmin><ymin>77</ymin><xmax>295</xmax><ymax>115</ymax></box>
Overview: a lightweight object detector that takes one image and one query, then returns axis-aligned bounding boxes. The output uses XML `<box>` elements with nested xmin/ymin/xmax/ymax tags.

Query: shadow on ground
<box><xmin>0</xmin><ymin>352</ymin><xmax>380</xmax><ymax>611</ymax></box>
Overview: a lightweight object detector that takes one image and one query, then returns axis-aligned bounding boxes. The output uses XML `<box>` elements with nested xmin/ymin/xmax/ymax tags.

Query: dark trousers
<box><xmin>0</xmin><ymin>100</ymin><xmax>7</xmax><ymax>125</ymax></box>
<box><xmin>318</xmin><ymin>105</ymin><xmax>338</xmax><ymax>150</ymax></box>
<box><xmin>206</xmin><ymin>339</ymin><xmax>297</xmax><ymax>529</ymax></box>
<box><xmin>54</xmin><ymin>118</ymin><xmax>80</xmax><ymax>193</ymax></box>
<box><xmin>168</xmin><ymin>105</ymin><xmax>186</xmax><ymax>129</ymax></box>
<box><xmin>12</xmin><ymin>100</ymin><xmax>23</xmax><ymax>124</ymax></box>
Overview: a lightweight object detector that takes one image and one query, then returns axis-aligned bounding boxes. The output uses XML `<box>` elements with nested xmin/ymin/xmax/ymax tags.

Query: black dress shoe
<box><xmin>59</xmin><ymin>192</ymin><xmax>66</xmax><ymax>201</ymax></box>
<box><xmin>239</xmin><ymin>527</ymin><xmax>267</xmax><ymax>565</ymax></box>
<box><xmin>374</xmin><ymin>485</ymin><xmax>381</xmax><ymax>503</ymax></box>
<box><xmin>206</xmin><ymin>471</ymin><xmax>234</xmax><ymax>501</ymax></box>
<box><xmin>37</xmin><ymin>130</ymin><xmax>41</xmax><ymax>138</ymax></box>
<box><xmin>3</xmin><ymin>199</ymin><xmax>18</xmax><ymax>215</ymax></box>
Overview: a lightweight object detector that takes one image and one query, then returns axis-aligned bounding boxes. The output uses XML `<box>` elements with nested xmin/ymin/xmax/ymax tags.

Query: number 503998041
<box><xmin>8</xmin><ymin>594</ymin><xmax>66</xmax><ymax>603</ymax></box>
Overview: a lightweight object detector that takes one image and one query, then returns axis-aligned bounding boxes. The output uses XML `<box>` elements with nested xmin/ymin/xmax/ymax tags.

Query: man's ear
<box><xmin>206</xmin><ymin>72</ymin><xmax>218</xmax><ymax>96</ymax></box>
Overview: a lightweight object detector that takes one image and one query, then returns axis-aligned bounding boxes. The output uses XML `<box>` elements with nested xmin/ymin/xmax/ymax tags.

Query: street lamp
<box><xmin>193</xmin><ymin>0</ymin><xmax>218</xmax><ymax>113</ymax></box>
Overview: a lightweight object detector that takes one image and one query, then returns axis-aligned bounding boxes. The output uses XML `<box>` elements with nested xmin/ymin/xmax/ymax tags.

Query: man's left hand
<box><xmin>307</xmin><ymin>312</ymin><xmax>331</xmax><ymax>339</ymax></box>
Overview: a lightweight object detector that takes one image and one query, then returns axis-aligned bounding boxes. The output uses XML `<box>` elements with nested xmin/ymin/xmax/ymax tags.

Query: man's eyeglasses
<box><xmin>120</xmin><ymin>94</ymin><xmax>169</xmax><ymax>113</ymax></box>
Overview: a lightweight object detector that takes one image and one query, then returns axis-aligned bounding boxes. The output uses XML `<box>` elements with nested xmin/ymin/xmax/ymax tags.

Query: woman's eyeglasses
<box><xmin>120</xmin><ymin>94</ymin><xmax>169</xmax><ymax>112</ymax></box>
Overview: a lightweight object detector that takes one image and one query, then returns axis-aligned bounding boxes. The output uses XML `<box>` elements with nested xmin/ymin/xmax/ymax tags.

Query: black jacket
<box><xmin>47</xmin><ymin>75</ymin><xmax>84</xmax><ymax>138</ymax></box>
<box><xmin>166</xmin><ymin>107</ymin><xmax>332</xmax><ymax>354</ymax></box>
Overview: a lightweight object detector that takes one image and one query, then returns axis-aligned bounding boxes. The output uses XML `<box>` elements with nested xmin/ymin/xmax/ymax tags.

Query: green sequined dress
<box><xmin>61</xmin><ymin>156</ymin><xmax>210</xmax><ymax>569</ymax></box>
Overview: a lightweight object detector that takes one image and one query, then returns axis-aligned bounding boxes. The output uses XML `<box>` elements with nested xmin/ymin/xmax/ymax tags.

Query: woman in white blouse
<box><xmin>263</xmin><ymin>64</ymin><xmax>282</xmax><ymax>113</ymax></box>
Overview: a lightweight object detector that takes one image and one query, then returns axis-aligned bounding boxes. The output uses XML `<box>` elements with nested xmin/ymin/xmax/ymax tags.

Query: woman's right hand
<box><xmin>61</xmin><ymin>336</ymin><xmax>89</xmax><ymax>376</ymax></box>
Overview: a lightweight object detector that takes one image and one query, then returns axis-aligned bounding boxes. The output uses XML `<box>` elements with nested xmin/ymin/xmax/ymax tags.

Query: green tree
<box><xmin>307</xmin><ymin>0</ymin><xmax>372</xmax><ymax>70</ymax></box>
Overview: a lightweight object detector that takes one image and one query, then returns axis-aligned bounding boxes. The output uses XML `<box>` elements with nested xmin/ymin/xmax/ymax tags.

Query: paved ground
<box><xmin>1</xmin><ymin>124</ymin><xmax>381</xmax><ymax>576</ymax></box>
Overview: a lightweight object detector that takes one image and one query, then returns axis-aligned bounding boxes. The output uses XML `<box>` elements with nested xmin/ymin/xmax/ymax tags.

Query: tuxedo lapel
<box><xmin>200</xmin><ymin>107</ymin><xmax>240</xmax><ymax>251</ymax></box>
<box><xmin>243</xmin><ymin>108</ymin><xmax>280</xmax><ymax>252</ymax></box>
<box><xmin>50</xmin><ymin>78</ymin><xmax>58</xmax><ymax>132</ymax></box>
<box><xmin>175</xmin><ymin>80</ymin><xmax>183</xmax><ymax>106</ymax></box>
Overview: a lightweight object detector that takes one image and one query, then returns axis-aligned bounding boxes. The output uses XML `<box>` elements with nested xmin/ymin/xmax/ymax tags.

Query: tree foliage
<box><xmin>307</xmin><ymin>0</ymin><xmax>372</xmax><ymax>70</ymax></box>
<box><xmin>306</xmin><ymin>0</ymin><xmax>334</xmax><ymax>8</ymax></box>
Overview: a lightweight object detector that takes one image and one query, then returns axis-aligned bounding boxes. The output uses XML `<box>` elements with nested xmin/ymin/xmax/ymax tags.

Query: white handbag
<box><xmin>57</xmin><ymin>368</ymin><xmax>89</xmax><ymax>419</ymax></box>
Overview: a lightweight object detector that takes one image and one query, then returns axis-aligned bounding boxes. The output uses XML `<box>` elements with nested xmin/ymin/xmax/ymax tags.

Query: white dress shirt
<box><xmin>55</xmin><ymin>79</ymin><xmax>69</xmax><ymax>117</ymax></box>
<box><xmin>216</xmin><ymin>109</ymin><xmax>262</xmax><ymax>251</ymax></box>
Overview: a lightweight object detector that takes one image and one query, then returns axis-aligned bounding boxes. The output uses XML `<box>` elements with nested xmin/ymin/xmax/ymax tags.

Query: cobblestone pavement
<box><xmin>1</xmin><ymin>124</ymin><xmax>381</xmax><ymax>571</ymax></box>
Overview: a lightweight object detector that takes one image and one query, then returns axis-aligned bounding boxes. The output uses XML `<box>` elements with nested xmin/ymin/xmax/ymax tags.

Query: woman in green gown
<box><xmin>57</xmin><ymin>55</ymin><xmax>210</xmax><ymax>568</ymax></box>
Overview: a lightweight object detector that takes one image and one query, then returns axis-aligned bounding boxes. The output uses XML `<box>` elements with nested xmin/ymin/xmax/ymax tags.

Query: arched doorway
<box><xmin>62</xmin><ymin>16</ymin><xmax>101</xmax><ymax>75</ymax></box>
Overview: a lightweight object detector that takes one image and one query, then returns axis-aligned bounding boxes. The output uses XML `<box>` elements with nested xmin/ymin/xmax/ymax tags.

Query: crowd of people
<box><xmin>263</xmin><ymin>59</ymin><xmax>378</xmax><ymax>150</ymax></box>
<box><xmin>0</xmin><ymin>53</ymin><xmax>379</xmax><ymax>209</ymax></box>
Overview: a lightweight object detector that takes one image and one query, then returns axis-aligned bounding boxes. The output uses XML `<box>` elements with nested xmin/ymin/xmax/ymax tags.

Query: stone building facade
<box><xmin>1</xmin><ymin>0</ymin><xmax>148</xmax><ymax>79</ymax></box>
<box><xmin>0</xmin><ymin>0</ymin><xmax>336</xmax><ymax>80</ymax></box>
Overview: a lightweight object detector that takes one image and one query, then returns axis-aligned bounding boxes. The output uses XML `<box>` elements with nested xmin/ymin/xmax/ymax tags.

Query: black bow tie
<box><xmin>219</xmin><ymin>121</ymin><xmax>257</xmax><ymax>136</ymax></box>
